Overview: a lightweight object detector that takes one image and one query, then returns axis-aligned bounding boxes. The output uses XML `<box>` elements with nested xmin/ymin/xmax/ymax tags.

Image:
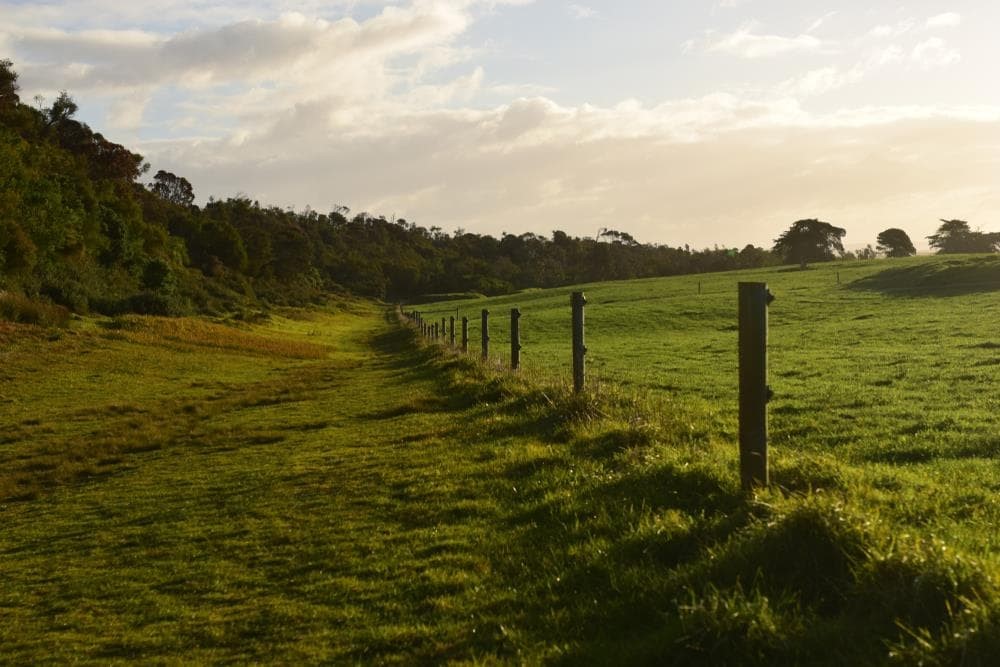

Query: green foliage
<box><xmin>1</xmin><ymin>61</ymin><xmax>783</xmax><ymax>316</ymax></box>
<box><xmin>0</xmin><ymin>59</ymin><xmax>19</xmax><ymax>108</ymax></box>
<box><xmin>0</xmin><ymin>291</ymin><xmax>70</xmax><ymax>326</ymax></box>
<box><xmin>876</xmin><ymin>227</ymin><xmax>917</xmax><ymax>257</ymax></box>
<box><xmin>928</xmin><ymin>219</ymin><xmax>1000</xmax><ymax>254</ymax></box>
<box><xmin>149</xmin><ymin>169</ymin><xmax>194</xmax><ymax>207</ymax></box>
<box><xmin>773</xmin><ymin>218</ymin><xmax>846</xmax><ymax>267</ymax></box>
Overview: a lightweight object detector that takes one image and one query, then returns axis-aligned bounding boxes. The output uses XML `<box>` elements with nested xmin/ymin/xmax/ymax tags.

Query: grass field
<box><xmin>413</xmin><ymin>255</ymin><xmax>1000</xmax><ymax>548</ymax></box>
<box><xmin>3</xmin><ymin>257</ymin><xmax>1000</xmax><ymax>663</ymax></box>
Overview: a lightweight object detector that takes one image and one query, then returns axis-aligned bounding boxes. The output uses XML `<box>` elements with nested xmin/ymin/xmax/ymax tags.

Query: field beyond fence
<box><xmin>410</xmin><ymin>254</ymin><xmax>1000</xmax><ymax>482</ymax></box>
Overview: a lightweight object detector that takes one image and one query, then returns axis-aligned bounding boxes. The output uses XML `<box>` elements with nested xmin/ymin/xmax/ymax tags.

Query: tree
<box><xmin>44</xmin><ymin>91</ymin><xmax>78</xmax><ymax>127</ymax></box>
<box><xmin>927</xmin><ymin>219</ymin><xmax>1000</xmax><ymax>254</ymax></box>
<box><xmin>150</xmin><ymin>170</ymin><xmax>195</xmax><ymax>207</ymax></box>
<box><xmin>0</xmin><ymin>59</ymin><xmax>19</xmax><ymax>109</ymax></box>
<box><xmin>876</xmin><ymin>228</ymin><xmax>916</xmax><ymax>257</ymax></box>
<box><xmin>772</xmin><ymin>219</ymin><xmax>846</xmax><ymax>268</ymax></box>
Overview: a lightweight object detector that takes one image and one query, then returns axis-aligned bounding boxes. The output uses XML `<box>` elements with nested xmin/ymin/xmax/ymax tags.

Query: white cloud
<box><xmin>142</xmin><ymin>103</ymin><xmax>1000</xmax><ymax>249</ymax></box>
<box><xmin>778</xmin><ymin>66</ymin><xmax>863</xmax><ymax>98</ymax></box>
<box><xmin>868</xmin><ymin>20</ymin><xmax>915</xmax><ymax>39</ymax></box>
<box><xmin>2</xmin><ymin>1</ymin><xmax>996</xmax><ymax>250</ymax></box>
<box><xmin>705</xmin><ymin>23</ymin><xmax>827</xmax><ymax>58</ymax></box>
<box><xmin>567</xmin><ymin>3</ymin><xmax>597</xmax><ymax>20</ymax></box>
<box><xmin>805</xmin><ymin>11</ymin><xmax>837</xmax><ymax>34</ymax></box>
<box><xmin>926</xmin><ymin>12</ymin><xmax>962</xmax><ymax>29</ymax></box>
<box><xmin>912</xmin><ymin>37</ymin><xmax>961</xmax><ymax>68</ymax></box>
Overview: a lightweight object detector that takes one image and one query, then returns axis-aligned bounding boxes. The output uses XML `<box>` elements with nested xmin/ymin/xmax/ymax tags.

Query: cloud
<box><xmin>704</xmin><ymin>24</ymin><xmax>828</xmax><ymax>58</ymax></box>
<box><xmin>868</xmin><ymin>20</ymin><xmax>915</xmax><ymax>39</ymax></box>
<box><xmin>912</xmin><ymin>37</ymin><xmax>961</xmax><ymax>68</ymax></box>
<box><xmin>567</xmin><ymin>3</ymin><xmax>597</xmax><ymax>20</ymax></box>
<box><xmin>143</xmin><ymin>103</ymin><xmax>1000</xmax><ymax>251</ymax></box>
<box><xmin>805</xmin><ymin>11</ymin><xmax>837</xmax><ymax>34</ymax></box>
<box><xmin>926</xmin><ymin>12</ymin><xmax>962</xmax><ymax>29</ymax></box>
<box><xmin>6</xmin><ymin>3</ymin><xmax>492</xmax><ymax>135</ymax></box>
<box><xmin>3</xmin><ymin>1</ymin><xmax>996</xmax><ymax>251</ymax></box>
<box><xmin>777</xmin><ymin>66</ymin><xmax>863</xmax><ymax>98</ymax></box>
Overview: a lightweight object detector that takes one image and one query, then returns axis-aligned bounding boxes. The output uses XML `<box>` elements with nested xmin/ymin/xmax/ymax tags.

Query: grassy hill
<box><xmin>3</xmin><ymin>257</ymin><xmax>1000</xmax><ymax>663</ymax></box>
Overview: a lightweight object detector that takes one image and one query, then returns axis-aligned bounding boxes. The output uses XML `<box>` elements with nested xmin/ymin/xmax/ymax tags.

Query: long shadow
<box><xmin>849</xmin><ymin>256</ymin><xmax>1000</xmax><ymax>297</ymax></box>
<box><xmin>361</xmin><ymin>312</ymin><xmax>482</xmax><ymax>418</ymax></box>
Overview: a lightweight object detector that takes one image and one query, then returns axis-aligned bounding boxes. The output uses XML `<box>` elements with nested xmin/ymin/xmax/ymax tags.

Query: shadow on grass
<box><xmin>849</xmin><ymin>256</ymin><xmax>1000</xmax><ymax>297</ymax></box>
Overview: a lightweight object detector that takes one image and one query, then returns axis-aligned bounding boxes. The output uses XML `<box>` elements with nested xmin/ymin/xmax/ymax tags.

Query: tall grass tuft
<box><xmin>0</xmin><ymin>292</ymin><xmax>70</xmax><ymax>327</ymax></box>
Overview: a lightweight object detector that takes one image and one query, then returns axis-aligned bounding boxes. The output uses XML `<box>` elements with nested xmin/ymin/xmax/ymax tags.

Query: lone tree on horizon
<box><xmin>773</xmin><ymin>219</ymin><xmax>846</xmax><ymax>268</ymax></box>
<box><xmin>876</xmin><ymin>228</ymin><xmax>916</xmax><ymax>257</ymax></box>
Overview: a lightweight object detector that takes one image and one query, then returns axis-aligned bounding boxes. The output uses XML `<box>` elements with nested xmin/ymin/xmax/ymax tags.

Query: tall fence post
<box><xmin>449</xmin><ymin>316</ymin><xmax>455</xmax><ymax>347</ymax></box>
<box><xmin>461</xmin><ymin>317</ymin><xmax>469</xmax><ymax>353</ymax></box>
<box><xmin>571</xmin><ymin>292</ymin><xmax>586</xmax><ymax>394</ymax></box>
<box><xmin>434</xmin><ymin>322</ymin><xmax>439</xmax><ymax>340</ymax></box>
<box><xmin>738</xmin><ymin>282</ymin><xmax>774</xmax><ymax>491</ymax></box>
<box><xmin>481</xmin><ymin>309</ymin><xmax>490</xmax><ymax>360</ymax></box>
<box><xmin>441</xmin><ymin>317</ymin><xmax>446</xmax><ymax>339</ymax></box>
<box><xmin>510</xmin><ymin>308</ymin><xmax>521</xmax><ymax>370</ymax></box>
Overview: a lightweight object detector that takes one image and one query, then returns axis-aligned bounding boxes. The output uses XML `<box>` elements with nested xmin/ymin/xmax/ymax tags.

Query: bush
<box><xmin>0</xmin><ymin>292</ymin><xmax>70</xmax><ymax>327</ymax></box>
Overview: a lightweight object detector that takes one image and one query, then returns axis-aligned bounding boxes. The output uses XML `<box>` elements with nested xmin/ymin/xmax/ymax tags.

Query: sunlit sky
<box><xmin>4</xmin><ymin>0</ymin><xmax>999</xmax><ymax>250</ymax></box>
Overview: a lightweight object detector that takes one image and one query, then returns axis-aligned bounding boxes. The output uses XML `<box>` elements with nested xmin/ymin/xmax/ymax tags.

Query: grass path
<box><xmin>1</xmin><ymin>304</ymin><xmax>522</xmax><ymax>663</ymax></box>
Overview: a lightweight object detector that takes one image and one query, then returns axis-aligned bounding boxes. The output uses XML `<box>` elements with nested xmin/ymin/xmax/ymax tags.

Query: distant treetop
<box><xmin>773</xmin><ymin>219</ymin><xmax>846</xmax><ymax>268</ymax></box>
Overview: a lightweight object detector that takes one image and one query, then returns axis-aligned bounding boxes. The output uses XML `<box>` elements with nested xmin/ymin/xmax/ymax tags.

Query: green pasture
<box><xmin>4</xmin><ymin>259</ymin><xmax>1000</xmax><ymax>663</ymax></box>
<box><xmin>413</xmin><ymin>254</ymin><xmax>1000</xmax><ymax>475</ymax></box>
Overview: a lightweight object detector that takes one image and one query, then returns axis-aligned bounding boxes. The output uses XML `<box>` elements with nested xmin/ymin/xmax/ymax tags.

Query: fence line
<box><xmin>402</xmin><ymin>283</ymin><xmax>774</xmax><ymax>491</ymax></box>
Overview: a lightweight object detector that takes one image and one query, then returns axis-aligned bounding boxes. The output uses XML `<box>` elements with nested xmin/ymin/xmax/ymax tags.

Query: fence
<box><xmin>403</xmin><ymin>282</ymin><xmax>774</xmax><ymax>491</ymax></box>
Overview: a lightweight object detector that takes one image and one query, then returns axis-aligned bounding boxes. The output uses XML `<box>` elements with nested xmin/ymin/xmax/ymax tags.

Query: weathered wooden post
<box><xmin>481</xmin><ymin>309</ymin><xmax>490</xmax><ymax>360</ymax></box>
<box><xmin>510</xmin><ymin>308</ymin><xmax>521</xmax><ymax>370</ymax></box>
<box><xmin>449</xmin><ymin>316</ymin><xmax>455</xmax><ymax>347</ymax></box>
<box><xmin>434</xmin><ymin>322</ymin><xmax>439</xmax><ymax>340</ymax></box>
<box><xmin>738</xmin><ymin>282</ymin><xmax>774</xmax><ymax>491</ymax></box>
<box><xmin>571</xmin><ymin>292</ymin><xmax>586</xmax><ymax>394</ymax></box>
<box><xmin>461</xmin><ymin>317</ymin><xmax>469</xmax><ymax>353</ymax></box>
<box><xmin>441</xmin><ymin>317</ymin><xmax>446</xmax><ymax>339</ymax></box>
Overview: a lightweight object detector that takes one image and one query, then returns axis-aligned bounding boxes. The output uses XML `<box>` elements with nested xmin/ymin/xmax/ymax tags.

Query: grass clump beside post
<box><xmin>401</xmin><ymin>304</ymin><xmax>1000</xmax><ymax>663</ymax></box>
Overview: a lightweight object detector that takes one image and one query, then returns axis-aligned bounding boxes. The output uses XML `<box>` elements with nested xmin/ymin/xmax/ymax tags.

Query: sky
<box><xmin>3</xmin><ymin>0</ymin><xmax>999</xmax><ymax>251</ymax></box>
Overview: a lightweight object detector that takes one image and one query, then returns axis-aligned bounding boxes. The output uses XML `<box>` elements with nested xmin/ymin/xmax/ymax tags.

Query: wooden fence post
<box><xmin>434</xmin><ymin>322</ymin><xmax>439</xmax><ymax>340</ymax></box>
<box><xmin>510</xmin><ymin>308</ymin><xmax>521</xmax><ymax>370</ymax></box>
<box><xmin>449</xmin><ymin>316</ymin><xmax>455</xmax><ymax>347</ymax></box>
<box><xmin>738</xmin><ymin>282</ymin><xmax>774</xmax><ymax>491</ymax></box>
<box><xmin>481</xmin><ymin>309</ymin><xmax>490</xmax><ymax>360</ymax></box>
<box><xmin>571</xmin><ymin>292</ymin><xmax>586</xmax><ymax>393</ymax></box>
<box><xmin>461</xmin><ymin>317</ymin><xmax>469</xmax><ymax>352</ymax></box>
<box><xmin>441</xmin><ymin>317</ymin><xmax>446</xmax><ymax>339</ymax></box>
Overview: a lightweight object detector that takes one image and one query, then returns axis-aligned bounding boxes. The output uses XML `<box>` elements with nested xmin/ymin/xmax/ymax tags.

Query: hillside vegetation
<box><xmin>1</xmin><ymin>60</ymin><xmax>782</xmax><ymax>322</ymax></box>
<box><xmin>3</xmin><ymin>258</ymin><xmax>1000</xmax><ymax>662</ymax></box>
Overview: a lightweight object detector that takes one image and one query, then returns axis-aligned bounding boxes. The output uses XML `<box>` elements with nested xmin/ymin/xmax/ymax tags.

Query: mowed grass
<box><xmin>1</xmin><ymin>300</ymin><xmax>522</xmax><ymax>662</ymax></box>
<box><xmin>4</xmin><ymin>269</ymin><xmax>1000</xmax><ymax>663</ymax></box>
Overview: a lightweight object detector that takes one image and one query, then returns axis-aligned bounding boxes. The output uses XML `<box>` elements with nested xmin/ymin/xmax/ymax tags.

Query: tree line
<box><xmin>1</xmin><ymin>60</ymin><xmax>997</xmax><ymax>318</ymax></box>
